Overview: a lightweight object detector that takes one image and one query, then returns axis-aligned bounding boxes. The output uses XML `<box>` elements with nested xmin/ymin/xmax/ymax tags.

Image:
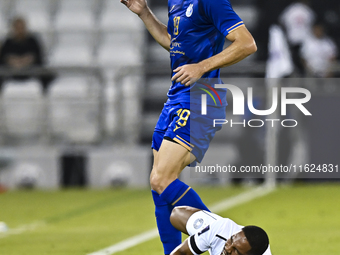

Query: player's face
<box><xmin>220</xmin><ymin>231</ymin><xmax>251</xmax><ymax>255</ymax></box>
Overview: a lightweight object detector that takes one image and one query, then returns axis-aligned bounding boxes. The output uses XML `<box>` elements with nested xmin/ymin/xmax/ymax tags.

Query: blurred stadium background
<box><xmin>0</xmin><ymin>0</ymin><xmax>339</xmax><ymax>254</ymax></box>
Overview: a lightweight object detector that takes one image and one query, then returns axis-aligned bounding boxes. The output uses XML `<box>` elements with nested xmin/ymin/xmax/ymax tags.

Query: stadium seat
<box><xmin>2</xmin><ymin>79</ymin><xmax>42</xmax><ymax>98</ymax></box>
<box><xmin>13</xmin><ymin>0</ymin><xmax>52</xmax><ymax>32</ymax></box>
<box><xmin>0</xmin><ymin>0</ymin><xmax>10</xmax><ymax>36</ymax></box>
<box><xmin>54</xmin><ymin>0</ymin><xmax>96</xmax><ymax>30</ymax></box>
<box><xmin>49</xmin><ymin>32</ymin><xmax>94</xmax><ymax>66</ymax></box>
<box><xmin>48</xmin><ymin>76</ymin><xmax>100</xmax><ymax>143</ymax></box>
<box><xmin>1</xmin><ymin>79</ymin><xmax>44</xmax><ymax>137</ymax></box>
<box><xmin>95</xmin><ymin>31</ymin><xmax>143</xmax><ymax>67</ymax></box>
<box><xmin>99</xmin><ymin>0</ymin><xmax>143</xmax><ymax>31</ymax></box>
<box><xmin>49</xmin><ymin>76</ymin><xmax>90</xmax><ymax>98</ymax></box>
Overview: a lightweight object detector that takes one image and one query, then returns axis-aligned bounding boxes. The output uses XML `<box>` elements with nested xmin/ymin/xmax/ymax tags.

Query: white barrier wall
<box><xmin>0</xmin><ymin>147</ymin><xmax>59</xmax><ymax>189</ymax></box>
<box><xmin>87</xmin><ymin>146</ymin><xmax>151</xmax><ymax>188</ymax></box>
<box><xmin>0</xmin><ymin>144</ymin><xmax>241</xmax><ymax>190</ymax></box>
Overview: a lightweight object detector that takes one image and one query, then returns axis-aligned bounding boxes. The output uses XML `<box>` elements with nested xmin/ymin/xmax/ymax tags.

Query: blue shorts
<box><xmin>151</xmin><ymin>102</ymin><xmax>226</xmax><ymax>163</ymax></box>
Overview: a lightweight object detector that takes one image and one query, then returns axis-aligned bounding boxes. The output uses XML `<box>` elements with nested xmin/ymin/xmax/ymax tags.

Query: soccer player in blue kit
<box><xmin>121</xmin><ymin>0</ymin><xmax>257</xmax><ymax>254</ymax></box>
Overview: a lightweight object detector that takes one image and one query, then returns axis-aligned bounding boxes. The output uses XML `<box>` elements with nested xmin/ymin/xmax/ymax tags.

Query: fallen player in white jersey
<box><xmin>170</xmin><ymin>206</ymin><xmax>273</xmax><ymax>255</ymax></box>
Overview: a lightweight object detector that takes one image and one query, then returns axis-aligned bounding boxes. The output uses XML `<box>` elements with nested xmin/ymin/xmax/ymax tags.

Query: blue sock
<box><xmin>160</xmin><ymin>179</ymin><xmax>210</xmax><ymax>212</ymax></box>
<box><xmin>152</xmin><ymin>190</ymin><xmax>181</xmax><ymax>255</ymax></box>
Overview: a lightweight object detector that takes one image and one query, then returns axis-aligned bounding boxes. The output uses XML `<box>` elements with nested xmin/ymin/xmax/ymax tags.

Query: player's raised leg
<box><xmin>151</xmin><ymin>139</ymin><xmax>210</xmax><ymax>255</ymax></box>
<box><xmin>152</xmin><ymin>140</ymin><xmax>209</xmax><ymax>211</ymax></box>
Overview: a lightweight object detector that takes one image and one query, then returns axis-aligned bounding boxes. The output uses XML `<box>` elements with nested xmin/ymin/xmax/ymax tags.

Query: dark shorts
<box><xmin>151</xmin><ymin>102</ymin><xmax>226</xmax><ymax>163</ymax></box>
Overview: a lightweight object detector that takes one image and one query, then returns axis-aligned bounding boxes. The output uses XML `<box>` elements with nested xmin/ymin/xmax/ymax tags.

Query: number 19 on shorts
<box><xmin>174</xmin><ymin>109</ymin><xmax>190</xmax><ymax>132</ymax></box>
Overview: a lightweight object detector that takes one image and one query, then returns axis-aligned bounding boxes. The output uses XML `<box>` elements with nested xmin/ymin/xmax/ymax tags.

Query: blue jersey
<box><xmin>167</xmin><ymin>0</ymin><xmax>244</xmax><ymax>106</ymax></box>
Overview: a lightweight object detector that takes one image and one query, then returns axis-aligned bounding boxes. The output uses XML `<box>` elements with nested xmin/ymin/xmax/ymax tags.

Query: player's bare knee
<box><xmin>150</xmin><ymin>169</ymin><xmax>166</xmax><ymax>193</ymax></box>
<box><xmin>150</xmin><ymin>172</ymin><xmax>161</xmax><ymax>193</ymax></box>
<box><xmin>150</xmin><ymin>165</ymin><xmax>176</xmax><ymax>193</ymax></box>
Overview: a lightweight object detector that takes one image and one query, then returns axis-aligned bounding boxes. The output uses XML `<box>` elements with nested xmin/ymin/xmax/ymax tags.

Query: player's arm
<box><xmin>172</xmin><ymin>26</ymin><xmax>257</xmax><ymax>86</ymax></box>
<box><xmin>170</xmin><ymin>239</ymin><xmax>194</xmax><ymax>255</ymax></box>
<box><xmin>120</xmin><ymin>0</ymin><xmax>171</xmax><ymax>51</ymax></box>
<box><xmin>203</xmin><ymin>26</ymin><xmax>257</xmax><ymax>70</ymax></box>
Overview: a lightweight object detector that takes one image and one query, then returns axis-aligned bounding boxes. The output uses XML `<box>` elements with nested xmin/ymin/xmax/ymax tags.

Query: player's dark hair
<box><xmin>242</xmin><ymin>226</ymin><xmax>269</xmax><ymax>255</ymax></box>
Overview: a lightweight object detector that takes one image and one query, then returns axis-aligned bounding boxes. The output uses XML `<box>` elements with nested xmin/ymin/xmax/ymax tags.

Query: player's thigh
<box><xmin>151</xmin><ymin>104</ymin><xmax>195</xmax><ymax>177</ymax></box>
<box><xmin>162</xmin><ymin>103</ymin><xmax>226</xmax><ymax>166</ymax></box>
<box><xmin>151</xmin><ymin>139</ymin><xmax>192</xmax><ymax>181</ymax></box>
<box><xmin>151</xmin><ymin>140</ymin><xmax>196</xmax><ymax>193</ymax></box>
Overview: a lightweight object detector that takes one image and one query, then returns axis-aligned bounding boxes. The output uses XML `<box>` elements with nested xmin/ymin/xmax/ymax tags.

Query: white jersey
<box><xmin>279</xmin><ymin>3</ymin><xmax>315</xmax><ymax>45</ymax></box>
<box><xmin>186</xmin><ymin>211</ymin><xmax>272</xmax><ymax>255</ymax></box>
<box><xmin>301</xmin><ymin>35</ymin><xmax>338</xmax><ymax>77</ymax></box>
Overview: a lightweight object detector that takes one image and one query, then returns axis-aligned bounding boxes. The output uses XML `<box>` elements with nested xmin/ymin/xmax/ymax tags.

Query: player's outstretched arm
<box><xmin>120</xmin><ymin>0</ymin><xmax>171</xmax><ymax>51</ymax></box>
<box><xmin>172</xmin><ymin>26</ymin><xmax>257</xmax><ymax>86</ymax></box>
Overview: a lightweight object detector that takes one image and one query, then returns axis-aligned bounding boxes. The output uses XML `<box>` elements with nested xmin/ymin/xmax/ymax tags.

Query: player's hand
<box><xmin>172</xmin><ymin>64</ymin><xmax>205</xmax><ymax>86</ymax></box>
<box><xmin>120</xmin><ymin>0</ymin><xmax>148</xmax><ymax>17</ymax></box>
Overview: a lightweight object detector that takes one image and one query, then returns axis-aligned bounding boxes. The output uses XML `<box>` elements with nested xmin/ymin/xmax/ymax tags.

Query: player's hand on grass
<box><xmin>172</xmin><ymin>64</ymin><xmax>205</xmax><ymax>86</ymax></box>
<box><xmin>120</xmin><ymin>0</ymin><xmax>149</xmax><ymax>17</ymax></box>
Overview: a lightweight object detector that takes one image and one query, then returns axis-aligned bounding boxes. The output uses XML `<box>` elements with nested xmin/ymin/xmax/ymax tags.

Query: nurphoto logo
<box><xmin>200</xmin><ymin>84</ymin><xmax>312</xmax><ymax>128</ymax></box>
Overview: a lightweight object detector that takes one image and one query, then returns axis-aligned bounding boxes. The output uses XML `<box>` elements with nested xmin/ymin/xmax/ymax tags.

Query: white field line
<box><xmin>0</xmin><ymin>220</ymin><xmax>46</xmax><ymax>239</ymax></box>
<box><xmin>87</xmin><ymin>185</ymin><xmax>276</xmax><ymax>255</ymax></box>
<box><xmin>209</xmin><ymin>184</ymin><xmax>276</xmax><ymax>212</ymax></box>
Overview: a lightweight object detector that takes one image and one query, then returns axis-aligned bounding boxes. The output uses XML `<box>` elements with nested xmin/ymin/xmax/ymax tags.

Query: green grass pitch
<box><xmin>0</xmin><ymin>184</ymin><xmax>339</xmax><ymax>255</ymax></box>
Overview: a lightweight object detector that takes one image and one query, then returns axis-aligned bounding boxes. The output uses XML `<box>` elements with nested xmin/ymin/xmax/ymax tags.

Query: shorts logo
<box><xmin>193</xmin><ymin>218</ymin><xmax>204</xmax><ymax>229</ymax></box>
<box><xmin>186</xmin><ymin>4</ymin><xmax>193</xmax><ymax>17</ymax></box>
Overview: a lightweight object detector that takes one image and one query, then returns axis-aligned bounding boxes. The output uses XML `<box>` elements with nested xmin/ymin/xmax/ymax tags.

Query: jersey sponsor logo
<box><xmin>193</xmin><ymin>218</ymin><xmax>204</xmax><ymax>229</ymax></box>
<box><xmin>170</xmin><ymin>38</ymin><xmax>181</xmax><ymax>50</ymax></box>
<box><xmin>170</xmin><ymin>38</ymin><xmax>185</xmax><ymax>56</ymax></box>
<box><xmin>186</xmin><ymin>4</ymin><xmax>193</xmax><ymax>17</ymax></box>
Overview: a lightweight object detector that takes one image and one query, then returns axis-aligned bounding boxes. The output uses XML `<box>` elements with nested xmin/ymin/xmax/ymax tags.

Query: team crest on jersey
<box><xmin>193</xmin><ymin>218</ymin><xmax>204</xmax><ymax>229</ymax></box>
<box><xmin>186</xmin><ymin>4</ymin><xmax>193</xmax><ymax>17</ymax></box>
